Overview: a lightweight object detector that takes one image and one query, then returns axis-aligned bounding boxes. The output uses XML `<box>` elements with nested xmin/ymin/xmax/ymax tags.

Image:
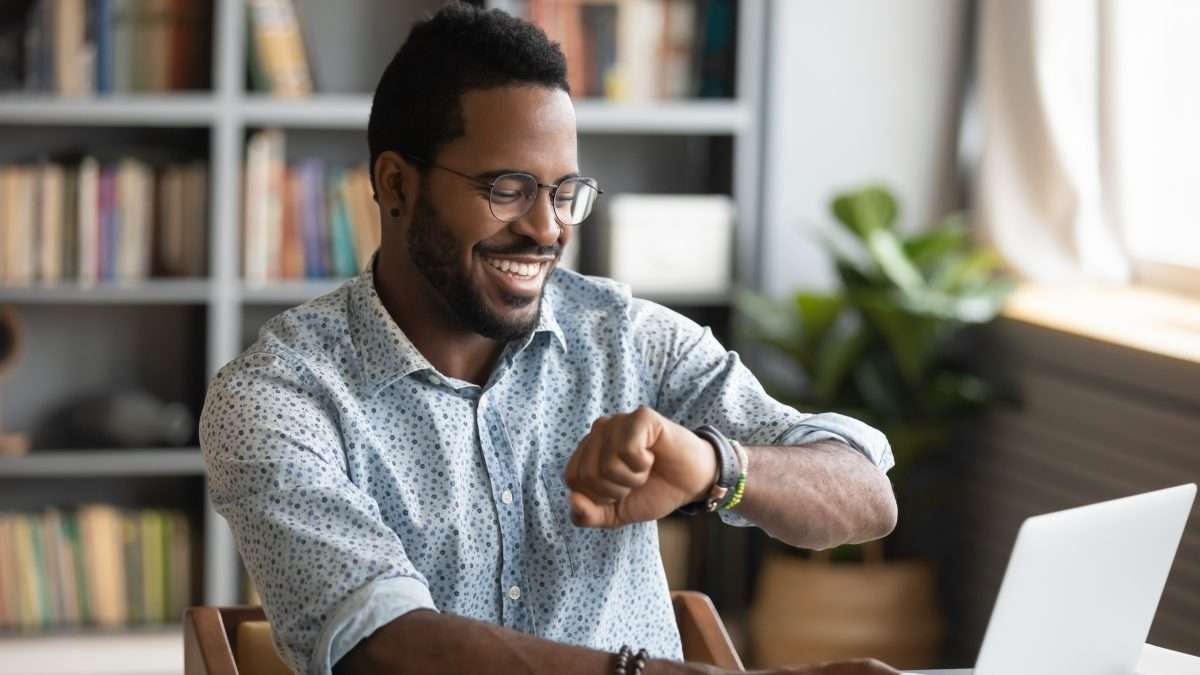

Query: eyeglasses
<box><xmin>404</xmin><ymin>155</ymin><xmax>602</xmax><ymax>227</ymax></box>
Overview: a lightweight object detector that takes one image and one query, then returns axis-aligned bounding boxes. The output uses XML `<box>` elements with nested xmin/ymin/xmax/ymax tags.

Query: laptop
<box><xmin>905</xmin><ymin>483</ymin><xmax>1196</xmax><ymax>675</ymax></box>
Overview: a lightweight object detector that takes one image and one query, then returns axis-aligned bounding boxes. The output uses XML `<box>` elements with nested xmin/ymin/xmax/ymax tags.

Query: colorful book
<box><xmin>328</xmin><ymin>168</ymin><xmax>357</xmax><ymax>278</ymax></box>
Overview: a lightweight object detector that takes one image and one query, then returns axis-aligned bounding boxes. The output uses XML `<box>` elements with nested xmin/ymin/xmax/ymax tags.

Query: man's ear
<box><xmin>374</xmin><ymin>150</ymin><xmax>419</xmax><ymax>222</ymax></box>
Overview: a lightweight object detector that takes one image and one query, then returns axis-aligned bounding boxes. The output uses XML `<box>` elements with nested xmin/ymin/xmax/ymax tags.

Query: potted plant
<box><xmin>739</xmin><ymin>186</ymin><xmax>1013</xmax><ymax>669</ymax></box>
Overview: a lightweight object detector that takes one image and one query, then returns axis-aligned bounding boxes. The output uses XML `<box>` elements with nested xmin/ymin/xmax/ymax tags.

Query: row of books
<box><xmin>243</xmin><ymin>130</ymin><xmax>379</xmax><ymax>283</ymax></box>
<box><xmin>0</xmin><ymin>158</ymin><xmax>208</xmax><ymax>285</ymax></box>
<box><xmin>0</xmin><ymin>0</ymin><xmax>212</xmax><ymax>95</ymax></box>
<box><xmin>504</xmin><ymin>0</ymin><xmax>737</xmax><ymax>100</ymax></box>
<box><xmin>0</xmin><ymin>506</ymin><xmax>193</xmax><ymax>631</ymax></box>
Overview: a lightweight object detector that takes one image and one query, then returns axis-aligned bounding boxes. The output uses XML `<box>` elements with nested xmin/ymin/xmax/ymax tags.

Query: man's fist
<box><xmin>564</xmin><ymin>406</ymin><xmax>718</xmax><ymax>528</ymax></box>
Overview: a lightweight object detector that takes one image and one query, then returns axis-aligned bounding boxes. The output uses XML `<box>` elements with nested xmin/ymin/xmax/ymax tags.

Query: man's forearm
<box><xmin>333</xmin><ymin>609</ymin><xmax>721</xmax><ymax>675</ymax></box>
<box><xmin>735</xmin><ymin>440</ymin><xmax>897</xmax><ymax>550</ymax></box>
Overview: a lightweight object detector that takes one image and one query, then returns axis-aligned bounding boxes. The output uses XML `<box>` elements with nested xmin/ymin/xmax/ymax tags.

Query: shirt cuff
<box><xmin>775</xmin><ymin>412</ymin><xmax>895</xmax><ymax>473</ymax></box>
<box><xmin>311</xmin><ymin>575</ymin><xmax>438</xmax><ymax>675</ymax></box>
<box><xmin>717</xmin><ymin>413</ymin><xmax>894</xmax><ymax>528</ymax></box>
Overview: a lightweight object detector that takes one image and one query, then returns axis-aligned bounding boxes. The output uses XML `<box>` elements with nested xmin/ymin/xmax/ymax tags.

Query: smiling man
<box><xmin>200</xmin><ymin>4</ymin><xmax>899</xmax><ymax>675</ymax></box>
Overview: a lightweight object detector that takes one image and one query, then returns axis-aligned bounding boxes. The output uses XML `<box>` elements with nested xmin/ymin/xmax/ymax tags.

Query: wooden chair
<box><xmin>184</xmin><ymin>590</ymin><xmax>744</xmax><ymax>675</ymax></box>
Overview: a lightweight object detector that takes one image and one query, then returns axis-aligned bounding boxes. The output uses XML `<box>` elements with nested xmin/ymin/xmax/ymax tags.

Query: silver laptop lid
<box><xmin>974</xmin><ymin>483</ymin><xmax>1196</xmax><ymax>675</ymax></box>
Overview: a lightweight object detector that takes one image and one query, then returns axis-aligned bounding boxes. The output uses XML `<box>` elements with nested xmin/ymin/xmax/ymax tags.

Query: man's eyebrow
<box><xmin>471</xmin><ymin>168</ymin><xmax>582</xmax><ymax>183</ymax></box>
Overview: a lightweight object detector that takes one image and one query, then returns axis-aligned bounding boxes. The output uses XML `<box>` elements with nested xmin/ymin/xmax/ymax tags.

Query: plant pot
<box><xmin>748</xmin><ymin>547</ymin><xmax>945</xmax><ymax>669</ymax></box>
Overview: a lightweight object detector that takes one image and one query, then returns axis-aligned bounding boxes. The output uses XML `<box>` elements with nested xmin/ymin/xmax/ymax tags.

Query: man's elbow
<box><xmin>873</xmin><ymin>484</ymin><xmax>898</xmax><ymax>540</ymax></box>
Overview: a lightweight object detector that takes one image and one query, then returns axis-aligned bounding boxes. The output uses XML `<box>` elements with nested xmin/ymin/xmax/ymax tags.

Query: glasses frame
<box><xmin>403</xmin><ymin>154</ymin><xmax>603</xmax><ymax>227</ymax></box>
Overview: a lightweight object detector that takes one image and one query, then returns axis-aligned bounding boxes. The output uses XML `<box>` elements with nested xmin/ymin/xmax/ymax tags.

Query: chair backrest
<box><xmin>184</xmin><ymin>590</ymin><xmax>743</xmax><ymax>675</ymax></box>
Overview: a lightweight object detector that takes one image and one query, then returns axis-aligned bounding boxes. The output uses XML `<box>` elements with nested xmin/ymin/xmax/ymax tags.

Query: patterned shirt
<box><xmin>200</xmin><ymin>264</ymin><xmax>894</xmax><ymax>675</ymax></box>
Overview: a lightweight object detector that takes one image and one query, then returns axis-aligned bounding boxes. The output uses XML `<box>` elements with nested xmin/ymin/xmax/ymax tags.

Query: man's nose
<box><xmin>512</xmin><ymin>189</ymin><xmax>562</xmax><ymax>247</ymax></box>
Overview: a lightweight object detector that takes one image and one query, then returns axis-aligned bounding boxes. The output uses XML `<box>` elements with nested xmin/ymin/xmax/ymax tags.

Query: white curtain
<box><xmin>973</xmin><ymin>0</ymin><xmax>1131</xmax><ymax>283</ymax></box>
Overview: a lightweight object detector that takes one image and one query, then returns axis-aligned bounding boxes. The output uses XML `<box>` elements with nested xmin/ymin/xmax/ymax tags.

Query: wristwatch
<box><xmin>676</xmin><ymin>425</ymin><xmax>741</xmax><ymax>515</ymax></box>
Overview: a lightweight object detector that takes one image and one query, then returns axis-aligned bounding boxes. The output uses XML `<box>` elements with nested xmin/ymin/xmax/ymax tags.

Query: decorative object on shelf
<box><xmin>36</xmin><ymin>389</ymin><xmax>194</xmax><ymax>450</ymax></box>
<box><xmin>0</xmin><ymin>303</ymin><xmax>30</xmax><ymax>456</ymax></box>
<box><xmin>739</xmin><ymin>186</ymin><xmax>1015</xmax><ymax>669</ymax></box>
<box><xmin>593</xmin><ymin>193</ymin><xmax>734</xmax><ymax>298</ymax></box>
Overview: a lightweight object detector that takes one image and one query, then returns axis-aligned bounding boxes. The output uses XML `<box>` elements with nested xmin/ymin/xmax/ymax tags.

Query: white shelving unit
<box><xmin>0</xmin><ymin>0</ymin><xmax>769</xmax><ymax>661</ymax></box>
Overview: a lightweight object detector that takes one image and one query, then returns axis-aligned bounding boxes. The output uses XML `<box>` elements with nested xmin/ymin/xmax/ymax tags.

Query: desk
<box><xmin>903</xmin><ymin>644</ymin><xmax>1200</xmax><ymax>675</ymax></box>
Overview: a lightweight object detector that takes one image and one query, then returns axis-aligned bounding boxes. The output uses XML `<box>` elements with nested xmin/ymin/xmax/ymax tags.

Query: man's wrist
<box><xmin>677</xmin><ymin>425</ymin><xmax>740</xmax><ymax>515</ymax></box>
<box><xmin>688</xmin><ymin>433</ymin><xmax>721</xmax><ymax>503</ymax></box>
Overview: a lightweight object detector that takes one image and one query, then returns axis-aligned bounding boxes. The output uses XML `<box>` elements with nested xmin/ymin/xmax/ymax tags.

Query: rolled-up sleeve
<box><xmin>629</xmin><ymin>299</ymin><xmax>894</xmax><ymax>527</ymax></box>
<box><xmin>200</xmin><ymin>349</ymin><xmax>437</xmax><ymax>675</ymax></box>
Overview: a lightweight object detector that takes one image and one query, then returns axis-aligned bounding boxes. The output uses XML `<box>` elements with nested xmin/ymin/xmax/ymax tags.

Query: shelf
<box><xmin>0</xmin><ymin>625</ymin><xmax>181</xmax><ymax>675</ymax></box>
<box><xmin>240</xmin><ymin>94</ymin><xmax>370</xmax><ymax>128</ymax></box>
<box><xmin>0</xmin><ymin>449</ymin><xmax>205</xmax><ymax>477</ymax></box>
<box><xmin>238</xmin><ymin>95</ymin><xmax>751</xmax><ymax>134</ymax></box>
<box><xmin>240</xmin><ymin>279</ymin><xmax>348</xmax><ymax>304</ymax></box>
<box><xmin>0</xmin><ymin>94</ymin><xmax>217</xmax><ymax>126</ymax></box>
<box><xmin>573</xmin><ymin>99</ymin><xmax>751</xmax><ymax>134</ymax></box>
<box><xmin>0</xmin><ymin>279</ymin><xmax>211</xmax><ymax>304</ymax></box>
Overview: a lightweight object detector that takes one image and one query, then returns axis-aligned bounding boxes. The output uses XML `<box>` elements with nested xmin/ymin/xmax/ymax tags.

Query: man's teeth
<box><xmin>484</xmin><ymin>257</ymin><xmax>543</xmax><ymax>278</ymax></box>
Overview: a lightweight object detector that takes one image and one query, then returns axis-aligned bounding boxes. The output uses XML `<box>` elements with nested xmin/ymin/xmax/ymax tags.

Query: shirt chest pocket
<box><xmin>537</xmin><ymin>472</ymin><xmax>629</xmax><ymax>577</ymax></box>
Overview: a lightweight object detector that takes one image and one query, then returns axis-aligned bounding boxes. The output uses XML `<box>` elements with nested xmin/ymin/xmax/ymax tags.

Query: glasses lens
<box><xmin>490</xmin><ymin>174</ymin><xmax>537</xmax><ymax>222</ymax></box>
<box><xmin>554</xmin><ymin>178</ymin><xmax>599</xmax><ymax>226</ymax></box>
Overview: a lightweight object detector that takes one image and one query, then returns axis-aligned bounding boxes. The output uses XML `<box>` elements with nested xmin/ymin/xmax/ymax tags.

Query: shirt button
<box><xmin>427</xmin><ymin>374</ymin><xmax>439</xmax><ymax>385</ymax></box>
<box><xmin>501</xmin><ymin>489</ymin><xmax>513</xmax><ymax>505</ymax></box>
<box><xmin>507</xmin><ymin>585</ymin><xmax>521</xmax><ymax>601</ymax></box>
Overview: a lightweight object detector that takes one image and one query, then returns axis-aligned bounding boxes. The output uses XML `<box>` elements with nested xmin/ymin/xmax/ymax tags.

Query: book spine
<box><xmin>94</xmin><ymin>0</ymin><xmax>113</xmax><ymax>93</ymax></box>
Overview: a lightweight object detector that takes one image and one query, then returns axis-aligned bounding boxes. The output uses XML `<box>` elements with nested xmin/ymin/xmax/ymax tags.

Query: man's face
<box><xmin>404</xmin><ymin>86</ymin><xmax>578</xmax><ymax>341</ymax></box>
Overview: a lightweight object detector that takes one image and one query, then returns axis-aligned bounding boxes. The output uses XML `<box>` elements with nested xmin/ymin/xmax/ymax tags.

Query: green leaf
<box><xmin>794</xmin><ymin>292</ymin><xmax>845</xmax><ymax>358</ymax></box>
<box><xmin>930</xmin><ymin>249</ymin><xmax>1005</xmax><ymax>292</ymax></box>
<box><xmin>852</xmin><ymin>354</ymin><xmax>905</xmax><ymax>423</ymax></box>
<box><xmin>864</xmin><ymin>227</ymin><xmax>925</xmax><ymax>293</ymax></box>
<box><xmin>831</xmin><ymin>186</ymin><xmax>899</xmax><ymax>239</ymax></box>
<box><xmin>810</xmin><ymin>326</ymin><xmax>869</xmax><ymax>404</ymax></box>
<box><xmin>903</xmin><ymin>221</ymin><xmax>969</xmax><ymax>273</ymax></box>
<box><xmin>854</xmin><ymin>290</ymin><xmax>948</xmax><ymax>383</ymax></box>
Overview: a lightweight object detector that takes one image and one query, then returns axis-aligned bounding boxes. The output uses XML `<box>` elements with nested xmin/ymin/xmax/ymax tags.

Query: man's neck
<box><xmin>372</xmin><ymin>253</ymin><xmax>505</xmax><ymax>386</ymax></box>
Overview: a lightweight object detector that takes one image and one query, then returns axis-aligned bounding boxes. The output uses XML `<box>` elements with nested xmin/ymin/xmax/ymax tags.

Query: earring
<box><xmin>389</xmin><ymin>208</ymin><xmax>400</xmax><ymax>218</ymax></box>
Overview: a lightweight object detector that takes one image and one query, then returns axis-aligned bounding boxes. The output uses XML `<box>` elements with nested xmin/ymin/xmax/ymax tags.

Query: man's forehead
<box><xmin>448</xmin><ymin>85</ymin><xmax>578</xmax><ymax>170</ymax></box>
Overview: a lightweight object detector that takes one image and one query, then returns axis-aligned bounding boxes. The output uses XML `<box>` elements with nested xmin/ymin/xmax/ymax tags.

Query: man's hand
<box><xmin>565</xmin><ymin>406</ymin><xmax>717</xmax><ymax>528</ymax></box>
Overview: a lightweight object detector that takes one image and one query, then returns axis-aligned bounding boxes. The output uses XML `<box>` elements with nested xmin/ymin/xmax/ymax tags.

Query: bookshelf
<box><xmin>0</xmin><ymin>0</ymin><xmax>769</xmax><ymax>660</ymax></box>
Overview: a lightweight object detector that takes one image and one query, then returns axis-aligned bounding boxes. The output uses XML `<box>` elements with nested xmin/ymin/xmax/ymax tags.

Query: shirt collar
<box><xmin>348</xmin><ymin>255</ymin><xmax>567</xmax><ymax>397</ymax></box>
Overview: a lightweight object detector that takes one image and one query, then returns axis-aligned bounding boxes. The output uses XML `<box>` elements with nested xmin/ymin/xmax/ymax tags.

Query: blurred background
<box><xmin>0</xmin><ymin>1</ymin><xmax>1197</xmax><ymax>673</ymax></box>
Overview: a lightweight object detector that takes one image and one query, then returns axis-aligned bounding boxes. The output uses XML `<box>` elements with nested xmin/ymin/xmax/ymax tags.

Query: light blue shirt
<box><xmin>200</xmin><ymin>264</ymin><xmax>894</xmax><ymax>675</ymax></box>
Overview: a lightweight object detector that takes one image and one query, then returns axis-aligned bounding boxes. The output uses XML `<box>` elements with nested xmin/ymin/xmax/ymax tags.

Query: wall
<box><xmin>758</xmin><ymin>0</ymin><xmax>972</xmax><ymax>296</ymax></box>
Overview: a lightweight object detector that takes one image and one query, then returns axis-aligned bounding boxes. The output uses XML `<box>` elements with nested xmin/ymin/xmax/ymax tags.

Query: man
<box><xmin>200</xmin><ymin>4</ymin><xmax>901</xmax><ymax>675</ymax></box>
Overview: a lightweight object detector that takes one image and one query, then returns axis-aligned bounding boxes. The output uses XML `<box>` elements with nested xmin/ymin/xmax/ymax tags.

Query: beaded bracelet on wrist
<box><xmin>614</xmin><ymin>645</ymin><xmax>649</xmax><ymax>675</ymax></box>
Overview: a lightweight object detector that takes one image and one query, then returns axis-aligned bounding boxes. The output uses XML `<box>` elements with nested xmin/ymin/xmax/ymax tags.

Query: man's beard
<box><xmin>406</xmin><ymin>189</ymin><xmax>548</xmax><ymax>341</ymax></box>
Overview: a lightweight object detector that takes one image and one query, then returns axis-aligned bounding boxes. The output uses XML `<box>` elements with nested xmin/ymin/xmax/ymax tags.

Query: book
<box><xmin>78</xmin><ymin>156</ymin><xmax>100</xmax><ymax>285</ymax></box>
<box><xmin>121</xmin><ymin>511</ymin><xmax>142</xmax><ymax>624</ymax></box>
<box><xmin>79</xmin><ymin>504</ymin><xmax>127</xmax><ymax>627</ymax></box>
<box><xmin>52</xmin><ymin>0</ymin><xmax>87</xmax><ymax>96</ymax></box>
<box><xmin>39</xmin><ymin>510</ymin><xmax>64</xmax><ymax>627</ymax></box>
<box><xmin>166</xmin><ymin>512</ymin><xmax>191</xmax><ymax>622</ymax></box>
<box><xmin>0</xmin><ymin>515</ymin><xmax>15</xmax><ymax>629</ymax></box>
<box><xmin>247</xmin><ymin>0</ymin><xmax>313</xmax><ymax>97</ymax></box>
<box><xmin>328</xmin><ymin>167</ymin><xmax>357</xmax><ymax>278</ymax></box>
<box><xmin>38</xmin><ymin>162</ymin><xmax>65</xmax><ymax>283</ymax></box>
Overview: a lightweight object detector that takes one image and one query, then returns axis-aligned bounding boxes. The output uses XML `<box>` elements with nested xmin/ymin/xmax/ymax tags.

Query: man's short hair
<box><xmin>367</xmin><ymin>2</ymin><xmax>571</xmax><ymax>197</ymax></box>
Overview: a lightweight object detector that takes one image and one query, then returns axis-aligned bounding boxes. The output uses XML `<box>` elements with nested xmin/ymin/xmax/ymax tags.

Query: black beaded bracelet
<box><xmin>614</xmin><ymin>645</ymin><xmax>650</xmax><ymax>675</ymax></box>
